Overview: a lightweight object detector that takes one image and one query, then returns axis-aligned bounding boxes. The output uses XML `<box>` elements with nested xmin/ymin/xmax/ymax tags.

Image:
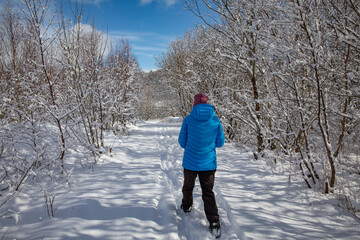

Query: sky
<box><xmin>58</xmin><ymin>0</ymin><xmax>201</xmax><ymax>72</ymax></box>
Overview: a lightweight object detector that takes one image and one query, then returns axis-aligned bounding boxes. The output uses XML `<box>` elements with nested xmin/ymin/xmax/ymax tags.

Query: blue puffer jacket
<box><xmin>178</xmin><ymin>104</ymin><xmax>225</xmax><ymax>171</ymax></box>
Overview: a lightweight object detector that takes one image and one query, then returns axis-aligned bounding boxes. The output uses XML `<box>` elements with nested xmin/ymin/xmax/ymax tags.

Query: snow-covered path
<box><xmin>2</xmin><ymin>119</ymin><xmax>359</xmax><ymax>240</ymax></box>
<box><xmin>157</xmin><ymin>119</ymin><xmax>243</xmax><ymax>240</ymax></box>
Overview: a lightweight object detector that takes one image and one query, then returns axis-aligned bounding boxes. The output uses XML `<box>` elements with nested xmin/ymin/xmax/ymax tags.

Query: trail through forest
<box><xmin>1</xmin><ymin>118</ymin><xmax>359</xmax><ymax>240</ymax></box>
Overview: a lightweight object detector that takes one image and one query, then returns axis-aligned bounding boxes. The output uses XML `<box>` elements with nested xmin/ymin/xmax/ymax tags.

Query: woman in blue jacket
<box><xmin>178</xmin><ymin>93</ymin><xmax>225</xmax><ymax>236</ymax></box>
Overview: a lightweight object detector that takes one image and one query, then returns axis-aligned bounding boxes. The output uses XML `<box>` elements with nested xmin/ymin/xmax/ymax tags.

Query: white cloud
<box><xmin>134</xmin><ymin>52</ymin><xmax>157</xmax><ymax>58</ymax></box>
<box><xmin>142</xmin><ymin>68</ymin><xmax>159</xmax><ymax>73</ymax></box>
<box><xmin>133</xmin><ymin>45</ymin><xmax>166</xmax><ymax>52</ymax></box>
<box><xmin>72</xmin><ymin>0</ymin><xmax>109</xmax><ymax>4</ymax></box>
<box><xmin>110</xmin><ymin>32</ymin><xmax>142</xmax><ymax>42</ymax></box>
<box><xmin>69</xmin><ymin>23</ymin><xmax>111</xmax><ymax>56</ymax></box>
<box><xmin>163</xmin><ymin>0</ymin><xmax>176</xmax><ymax>7</ymax></box>
<box><xmin>109</xmin><ymin>30</ymin><xmax>175</xmax><ymax>44</ymax></box>
<box><xmin>70</xmin><ymin>0</ymin><xmax>109</xmax><ymax>8</ymax></box>
<box><xmin>139</xmin><ymin>0</ymin><xmax>154</xmax><ymax>5</ymax></box>
<box><xmin>108</xmin><ymin>30</ymin><xmax>149</xmax><ymax>42</ymax></box>
<box><xmin>139</xmin><ymin>0</ymin><xmax>177</xmax><ymax>7</ymax></box>
<box><xmin>107</xmin><ymin>30</ymin><xmax>173</xmax><ymax>70</ymax></box>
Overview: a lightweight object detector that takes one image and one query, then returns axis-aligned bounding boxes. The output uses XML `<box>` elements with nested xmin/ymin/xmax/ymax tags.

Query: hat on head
<box><xmin>193</xmin><ymin>93</ymin><xmax>208</xmax><ymax>106</ymax></box>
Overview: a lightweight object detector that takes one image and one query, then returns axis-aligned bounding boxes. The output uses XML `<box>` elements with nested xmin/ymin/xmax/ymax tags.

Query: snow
<box><xmin>1</xmin><ymin>118</ymin><xmax>359</xmax><ymax>240</ymax></box>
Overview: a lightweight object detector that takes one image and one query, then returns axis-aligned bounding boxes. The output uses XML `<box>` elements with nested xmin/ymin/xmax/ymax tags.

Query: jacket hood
<box><xmin>190</xmin><ymin>104</ymin><xmax>215</xmax><ymax>121</ymax></box>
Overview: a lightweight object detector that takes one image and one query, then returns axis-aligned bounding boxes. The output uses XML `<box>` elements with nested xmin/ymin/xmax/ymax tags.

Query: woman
<box><xmin>178</xmin><ymin>93</ymin><xmax>225</xmax><ymax>237</ymax></box>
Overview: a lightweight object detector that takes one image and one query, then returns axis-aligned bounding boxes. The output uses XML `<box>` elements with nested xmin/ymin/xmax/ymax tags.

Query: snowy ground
<box><xmin>1</xmin><ymin>118</ymin><xmax>359</xmax><ymax>239</ymax></box>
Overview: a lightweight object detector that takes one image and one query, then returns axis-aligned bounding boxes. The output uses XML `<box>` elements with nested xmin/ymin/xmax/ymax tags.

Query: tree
<box><xmin>105</xmin><ymin>38</ymin><xmax>142</xmax><ymax>134</ymax></box>
<box><xmin>185</xmin><ymin>0</ymin><xmax>290</xmax><ymax>156</ymax></box>
<box><xmin>0</xmin><ymin>0</ymin><xmax>144</xmax><ymax>217</ymax></box>
<box><xmin>22</xmin><ymin>0</ymin><xmax>66</xmax><ymax>168</ymax></box>
<box><xmin>158</xmin><ymin>0</ymin><xmax>359</xmax><ymax>215</ymax></box>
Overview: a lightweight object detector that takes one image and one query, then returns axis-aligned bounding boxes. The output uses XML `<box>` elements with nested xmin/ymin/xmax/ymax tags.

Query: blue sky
<box><xmin>59</xmin><ymin>0</ymin><xmax>200</xmax><ymax>72</ymax></box>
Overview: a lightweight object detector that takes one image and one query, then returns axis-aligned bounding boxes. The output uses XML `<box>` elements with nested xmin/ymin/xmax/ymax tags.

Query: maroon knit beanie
<box><xmin>193</xmin><ymin>93</ymin><xmax>208</xmax><ymax>106</ymax></box>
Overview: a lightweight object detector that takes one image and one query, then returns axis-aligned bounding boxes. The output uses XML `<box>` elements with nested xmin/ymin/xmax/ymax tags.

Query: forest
<box><xmin>0</xmin><ymin>0</ymin><xmax>359</xmax><ymax>224</ymax></box>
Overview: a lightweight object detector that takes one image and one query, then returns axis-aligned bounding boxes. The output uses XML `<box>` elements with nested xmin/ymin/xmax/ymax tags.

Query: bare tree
<box><xmin>288</xmin><ymin>0</ymin><xmax>360</xmax><ymax>193</ymax></box>
<box><xmin>105</xmin><ymin>38</ymin><xmax>141</xmax><ymax>133</ymax></box>
<box><xmin>158</xmin><ymin>34</ymin><xmax>195</xmax><ymax>118</ymax></box>
<box><xmin>21</xmin><ymin>0</ymin><xmax>66</xmax><ymax>168</ymax></box>
<box><xmin>184</xmin><ymin>0</ymin><xmax>287</xmax><ymax>156</ymax></box>
<box><xmin>157</xmin><ymin>0</ymin><xmax>360</xmax><ymax>215</ymax></box>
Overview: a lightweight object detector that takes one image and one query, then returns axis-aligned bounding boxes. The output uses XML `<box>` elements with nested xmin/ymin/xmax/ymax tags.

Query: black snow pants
<box><xmin>181</xmin><ymin>168</ymin><xmax>220</xmax><ymax>224</ymax></box>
